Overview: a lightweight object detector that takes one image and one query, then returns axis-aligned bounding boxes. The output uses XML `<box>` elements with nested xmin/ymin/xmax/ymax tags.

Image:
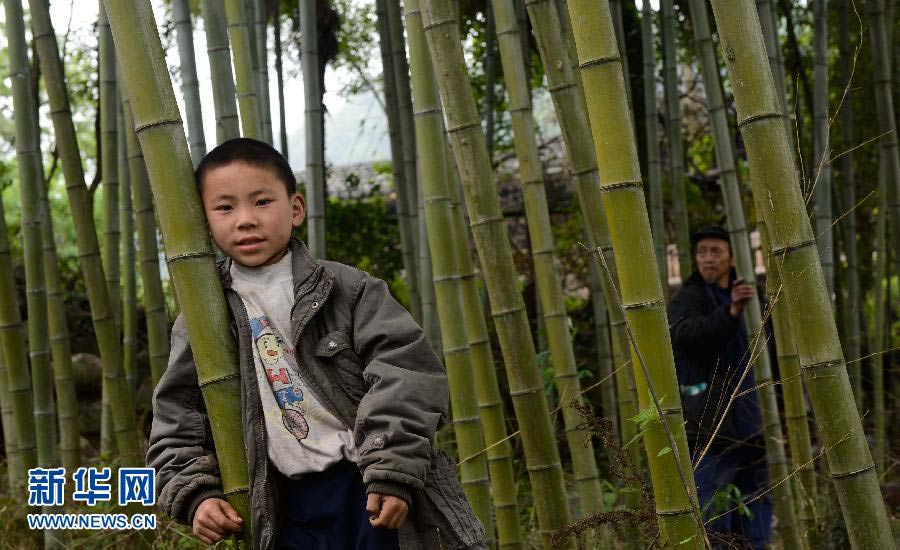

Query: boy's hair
<box><xmin>195</xmin><ymin>137</ymin><xmax>297</xmax><ymax>196</ymax></box>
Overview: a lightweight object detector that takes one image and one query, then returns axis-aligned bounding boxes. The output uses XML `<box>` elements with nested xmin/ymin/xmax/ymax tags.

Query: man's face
<box><xmin>695</xmin><ymin>237</ymin><xmax>733</xmax><ymax>287</ymax></box>
<box><xmin>201</xmin><ymin>162</ymin><xmax>305</xmax><ymax>267</ymax></box>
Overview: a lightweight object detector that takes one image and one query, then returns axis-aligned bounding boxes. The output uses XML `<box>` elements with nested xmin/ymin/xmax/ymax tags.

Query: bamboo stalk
<box><xmin>642</xmin><ymin>3</ymin><xmax>667</xmax><ymax>289</ymax></box>
<box><xmin>419</xmin><ymin>0</ymin><xmax>573</xmax><ymax>544</ymax></box>
<box><xmin>707</xmin><ymin>2</ymin><xmax>893</xmax><ymax>546</ymax></box>
<box><xmin>202</xmin><ymin>0</ymin><xmax>241</xmax><ymax>143</ymax></box>
<box><xmin>122</xmin><ymin>102</ymin><xmax>170</xmax><ymax>387</ymax></box>
<box><xmin>0</xmin><ymin>348</ymin><xmax>21</xmax><ymax>488</ymax></box>
<box><xmin>100</xmin><ymin>2</ymin><xmax>120</xmax><ymax>331</ymax></box>
<box><xmin>492</xmin><ymin>0</ymin><xmax>605</xmax><ymax>518</ymax></box>
<box><xmin>274</xmin><ymin>13</ymin><xmax>288</xmax><ymax>156</ymax></box>
<box><xmin>104</xmin><ymin>0</ymin><xmax>252</xmax><ymax>538</ymax></box>
<box><xmin>406</xmin><ymin>2</ymin><xmax>494</xmax><ymax>536</ymax></box>
<box><xmin>686</xmin><ymin>1</ymin><xmax>802</xmax><ymax>545</ymax></box>
<box><xmin>562</xmin><ymin>1</ymin><xmax>706</xmax><ymax>545</ymax></box>
<box><xmin>812</xmin><ymin>0</ymin><xmax>834</xmax><ymax>295</ymax></box>
<box><xmin>525</xmin><ymin>0</ymin><xmax>642</xmax><ymax>513</ymax></box>
<box><xmin>254</xmin><ymin>0</ymin><xmax>273</xmax><ymax>144</ymax></box>
<box><xmin>376</xmin><ymin>0</ymin><xmax>421</xmax><ymax>321</ymax></box>
<box><xmin>30</xmin><ymin>0</ymin><xmax>142</xmax><ymax>467</ymax></box>
<box><xmin>224</xmin><ymin>0</ymin><xmax>262</xmax><ymax>139</ymax></box>
<box><xmin>173</xmin><ymin>0</ymin><xmax>208</xmax><ymax>165</ymax></box>
<box><xmin>119</xmin><ymin>89</ymin><xmax>137</xmax><ymax>397</ymax></box>
<box><xmin>300</xmin><ymin>0</ymin><xmax>326</xmax><ymax>258</ymax></box>
<box><xmin>661</xmin><ymin>0</ymin><xmax>692</xmax><ymax>281</ymax></box>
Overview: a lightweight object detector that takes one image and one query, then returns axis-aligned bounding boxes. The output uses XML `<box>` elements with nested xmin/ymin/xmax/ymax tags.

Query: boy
<box><xmin>147</xmin><ymin>138</ymin><xmax>486</xmax><ymax>549</ymax></box>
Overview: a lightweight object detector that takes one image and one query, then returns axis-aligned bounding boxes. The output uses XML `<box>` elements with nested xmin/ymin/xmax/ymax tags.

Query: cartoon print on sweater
<box><xmin>251</xmin><ymin>316</ymin><xmax>309</xmax><ymax>440</ymax></box>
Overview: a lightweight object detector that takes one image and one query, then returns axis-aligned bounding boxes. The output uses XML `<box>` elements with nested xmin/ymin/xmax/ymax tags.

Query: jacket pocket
<box><xmin>314</xmin><ymin>331</ymin><xmax>367</xmax><ymax>402</ymax></box>
<box><xmin>401</xmin><ymin>449</ymin><xmax>486</xmax><ymax>549</ymax></box>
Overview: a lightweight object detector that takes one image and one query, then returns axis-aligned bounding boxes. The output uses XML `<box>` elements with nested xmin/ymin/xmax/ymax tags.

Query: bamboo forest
<box><xmin>0</xmin><ymin>0</ymin><xmax>897</xmax><ymax>548</ymax></box>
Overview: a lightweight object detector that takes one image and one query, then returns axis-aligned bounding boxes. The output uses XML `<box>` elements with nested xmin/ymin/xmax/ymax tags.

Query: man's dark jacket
<box><xmin>667</xmin><ymin>271</ymin><xmax>764</xmax><ymax>453</ymax></box>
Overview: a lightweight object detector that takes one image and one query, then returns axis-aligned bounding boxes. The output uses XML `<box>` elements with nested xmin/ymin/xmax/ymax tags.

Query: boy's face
<box><xmin>201</xmin><ymin>162</ymin><xmax>305</xmax><ymax>267</ymax></box>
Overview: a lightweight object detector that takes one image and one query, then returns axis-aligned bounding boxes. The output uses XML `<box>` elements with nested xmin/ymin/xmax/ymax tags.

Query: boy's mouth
<box><xmin>236</xmin><ymin>236</ymin><xmax>265</xmax><ymax>252</ymax></box>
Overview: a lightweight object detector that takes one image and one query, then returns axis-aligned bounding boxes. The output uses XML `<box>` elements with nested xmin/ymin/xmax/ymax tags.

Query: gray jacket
<box><xmin>147</xmin><ymin>239</ymin><xmax>486</xmax><ymax>549</ymax></box>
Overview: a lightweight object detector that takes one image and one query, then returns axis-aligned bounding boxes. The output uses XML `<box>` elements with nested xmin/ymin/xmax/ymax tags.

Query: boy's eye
<box><xmin>214</xmin><ymin>204</ymin><xmax>232</xmax><ymax>212</ymax></box>
<box><xmin>256</xmin><ymin>198</ymin><xmax>272</xmax><ymax>206</ymax></box>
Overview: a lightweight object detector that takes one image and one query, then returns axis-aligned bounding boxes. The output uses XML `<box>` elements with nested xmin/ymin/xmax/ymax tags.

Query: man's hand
<box><xmin>193</xmin><ymin>497</ymin><xmax>243</xmax><ymax>545</ymax></box>
<box><xmin>366</xmin><ymin>492</ymin><xmax>409</xmax><ymax>529</ymax></box>
<box><xmin>729</xmin><ymin>277</ymin><xmax>755</xmax><ymax>317</ymax></box>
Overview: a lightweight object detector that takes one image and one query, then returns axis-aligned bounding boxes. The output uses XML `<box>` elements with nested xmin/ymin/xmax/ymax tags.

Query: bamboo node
<box><xmin>469</xmin><ymin>215</ymin><xmax>504</xmax><ymax>228</ymax></box>
<box><xmin>433</xmin><ymin>273</ymin><xmax>465</xmax><ymax>283</ymax></box>
<box><xmin>737</xmin><ymin>111</ymin><xmax>782</xmax><ymax>128</ymax></box>
<box><xmin>134</xmin><ymin>118</ymin><xmax>183</xmax><ymax>134</ymax></box>
<box><xmin>453</xmin><ymin>415</ymin><xmax>481</xmax><ymax>425</ymax></box>
<box><xmin>490</xmin><ymin>305</ymin><xmax>525</xmax><ymax>318</ymax></box>
<box><xmin>579</xmin><ymin>56</ymin><xmax>620</xmax><ymax>70</ymax></box>
<box><xmin>442</xmin><ymin>345</ymin><xmax>470</xmax><ymax>356</ymax></box>
<box><xmin>446</xmin><ymin>120</ymin><xmax>481</xmax><ymax>134</ymax></box>
<box><xmin>199</xmin><ymin>372</ymin><xmax>241</xmax><ymax>387</ymax></box>
<box><xmin>830</xmin><ymin>463</ymin><xmax>875</xmax><ymax>480</ymax></box>
<box><xmin>599</xmin><ymin>180</ymin><xmax>643</xmax><ymax>192</ymax></box>
<box><xmin>526</xmin><ymin>462</ymin><xmax>562</xmax><ymax>473</ymax></box>
<box><xmin>570</xmin><ymin>165</ymin><xmax>599</xmax><ymax>177</ymax></box>
<box><xmin>799</xmin><ymin>359</ymin><xmax>844</xmax><ymax>372</ymax></box>
<box><xmin>547</xmin><ymin>82</ymin><xmax>576</xmax><ymax>93</ymax></box>
<box><xmin>622</xmin><ymin>298</ymin><xmax>664</xmax><ymax>311</ymax></box>
<box><xmin>508</xmin><ymin>386</ymin><xmax>541</xmax><ymax>397</ymax></box>
<box><xmin>770</xmin><ymin>238</ymin><xmax>816</xmax><ymax>258</ymax></box>
<box><xmin>166</xmin><ymin>251</ymin><xmax>216</xmax><ymax>263</ymax></box>
<box><xmin>413</xmin><ymin>107</ymin><xmax>442</xmax><ymax>117</ymax></box>
<box><xmin>222</xmin><ymin>487</ymin><xmax>250</xmax><ymax>497</ymax></box>
<box><xmin>423</xmin><ymin>18</ymin><xmax>456</xmax><ymax>32</ymax></box>
<box><xmin>655</xmin><ymin>506</ymin><xmax>694</xmax><ymax>516</ymax></box>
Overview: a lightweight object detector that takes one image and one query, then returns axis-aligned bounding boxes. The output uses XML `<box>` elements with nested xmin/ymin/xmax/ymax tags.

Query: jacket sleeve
<box><xmin>668</xmin><ymin>287</ymin><xmax>741</xmax><ymax>348</ymax></box>
<box><xmin>349</xmin><ymin>274</ymin><xmax>449</xmax><ymax>500</ymax></box>
<box><xmin>147</xmin><ymin>314</ymin><xmax>224</xmax><ymax>525</ymax></box>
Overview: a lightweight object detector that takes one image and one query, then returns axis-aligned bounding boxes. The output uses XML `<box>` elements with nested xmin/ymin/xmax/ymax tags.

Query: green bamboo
<box><xmin>707</xmin><ymin>2</ymin><xmax>893</xmax><ymax>546</ymax></box>
<box><xmin>274</xmin><ymin>12</ymin><xmax>288</xmax><ymax>155</ymax></box>
<box><xmin>686</xmin><ymin>1</ymin><xmax>801</xmax><ymax>545</ymax></box>
<box><xmin>7</xmin><ymin>0</ymin><xmax>59</xmax><ymax>485</ymax></box>
<box><xmin>757</xmin><ymin>213</ymin><xmax>820</xmax><ymax>548</ymax></box>
<box><xmin>661</xmin><ymin>0</ymin><xmax>691</xmax><ymax>281</ymax></box>
<box><xmin>300</xmin><ymin>0</ymin><xmax>326</xmax><ymax>258</ymax></box>
<box><xmin>609</xmin><ymin>0</ymin><xmax>631</xmax><ymax>103</ymax></box>
<box><xmin>0</xmin><ymin>348</ymin><xmax>22</xmax><ymax>488</ymax></box>
<box><xmin>254</xmin><ymin>0</ymin><xmax>274</xmax><ymax>144</ymax></box>
<box><xmin>812</xmin><ymin>0</ymin><xmax>833</xmax><ymax>295</ymax></box>
<box><xmin>34</xmin><ymin>84</ymin><xmax>80</xmax><ymax>474</ymax></box>
<box><xmin>104</xmin><ymin>0</ymin><xmax>252</xmax><ymax>537</ymax></box>
<box><xmin>642</xmin><ymin>3</ymin><xmax>667</xmax><ymax>290</ymax></box>
<box><xmin>492</xmin><ymin>0</ymin><xmax>604</xmax><ymax>518</ymax></box>
<box><xmin>202</xmin><ymin>0</ymin><xmax>241</xmax><ymax>143</ymax></box>
<box><xmin>173</xmin><ymin>0</ymin><xmax>208</xmax><ymax>165</ymax></box>
<box><xmin>755</xmin><ymin>0</ymin><xmax>796</xmax><ymax>161</ymax></box>
<box><xmin>224</xmin><ymin>0</ymin><xmax>262</xmax><ymax>139</ymax></box>
<box><xmin>406</xmin><ymin>2</ymin><xmax>494</xmax><ymax>535</ymax></box>
<box><xmin>417</xmin><ymin>183</ymin><xmax>440</xmax><ymax>355</ymax></box>
<box><xmin>563</xmin><ymin>1</ymin><xmax>706</xmax><ymax>545</ymax></box>
<box><xmin>870</xmin><ymin>162</ymin><xmax>888</xmax><ymax>475</ymax></box>
<box><xmin>525</xmin><ymin>0</ymin><xmax>642</xmax><ymax>512</ymax></box>
<box><xmin>865</xmin><ymin>0</ymin><xmax>900</xmax><ymax>283</ymax></box>
<box><xmin>387</xmin><ymin>0</ymin><xmax>420</xmax><ymax>255</ymax></box>
<box><xmin>376</xmin><ymin>0</ymin><xmax>421</xmax><ymax>321</ymax></box>
<box><xmin>838</xmin><ymin>0</ymin><xmax>862</xmax><ymax>411</ymax></box>
<box><xmin>119</xmin><ymin>91</ymin><xmax>137</xmax><ymax>396</ymax></box>
<box><xmin>100</xmin><ymin>3</ymin><xmax>120</xmax><ymax>330</ymax></box>
<box><xmin>585</xmin><ymin>230</ymin><xmax>618</xmax><ymax>443</ymax></box>
<box><xmin>123</xmin><ymin>101</ymin><xmax>170</xmax><ymax>387</ymax></box>
<box><xmin>30</xmin><ymin>0</ymin><xmax>142</xmax><ymax>467</ymax></box>
<box><xmin>419</xmin><ymin>1</ymin><xmax>573</xmax><ymax>545</ymax></box>
<box><xmin>0</xmin><ymin>192</ymin><xmax>36</xmax><ymax>485</ymax></box>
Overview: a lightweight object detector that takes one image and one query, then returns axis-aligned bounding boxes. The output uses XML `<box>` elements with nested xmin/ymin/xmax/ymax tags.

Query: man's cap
<box><xmin>691</xmin><ymin>226</ymin><xmax>731</xmax><ymax>248</ymax></box>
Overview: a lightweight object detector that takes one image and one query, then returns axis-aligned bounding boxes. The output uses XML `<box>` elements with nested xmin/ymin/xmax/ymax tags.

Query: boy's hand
<box><xmin>366</xmin><ymin>493</ymin><xmax>409</xmax><ymax>529</ymax></box>
<box><xmin>193</xmin><ymin>497</ymin><xmax>243</xmax><ymax>545</ymax></box>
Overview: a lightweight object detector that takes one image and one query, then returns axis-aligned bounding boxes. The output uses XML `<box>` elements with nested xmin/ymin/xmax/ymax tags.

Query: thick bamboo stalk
<box><xmin>417</xmin><ymin>183</ymin><xmax>440</xmax><ymax>355</ymax></box>
<box><xmin>406</xmin><ymin>3</ymin><xmax>494</xmax><ymax>535</ymax></box>
<box><xmin>757</xmin><ymin>214</ymin><xmax>820</xmax><ymax>547</ymax></box>
<box><xmin>119</xmin><ymin>92</ymin><xmax>137</xmax><ymax>396</ymax></box>
<box><xmin>812</xmin><ymin>0</ymin><xmax>833</xmax><ymax>295</ymax></box>
<box><xmin>173</xmin><ymin>0</ymin><xmax>208</xmax><ymax>166</ymax></box>
<box><xmin>300</xmin><ymin>0</ymin><xmax>326</xmax><ymax>258</ymax></box>
<box><xmin>440</xmin><ymin>143</ymin><xmax>523</xmax><ymax>547</ymax></box>
<box><xmin>104</xmin><ymin>0</ymin><xmax>252</xmax><ymax>537</ymax></box>
<box><xmin>661</xmin><ymin>0</ymin><xmax>691</xmax><ymax>280</ymax></box>
<box><xmin>492</xmin><ymin>0</ymin><xmax>604</xmax><ymax>518</ymax></box>
<box><xmin>419</xmin><ymin>1</ymin><xmax>573</xmax><ymax>545</ymax></box>
<box><xmin>254</xmin><ymin>0</ymin><xmax>273</xmax><ymax>144</ymax></box>
<box><xmin>563</xmin><ymin>1</ymin><xmax>706</xmax><ymax>545</ymax></box>
<box><xmin>30</xmin><ymin>0</ymin><xmax>144</xmax><ymax>470</ymax></box>
<box><xmin>224</xmin><ymin>0</ymin><xmax>262</xmax><ymax>139</ymax></box>
<box><xmin>755</xmin><ymin>0</ymin><xmax>796</xmax><ymax>160</ymax></box>
<box><xmin>8</xmin><ymin>0</ymin><xmax>59</xmax><ymax>480</ymax></box>
<box><xmin>202</xmin><ymin>0</ymin><xmax>241</xmax><ymax>143</ymax></box>
<box><xmin>838</xmin><ymin>0</ymin><xmax>862</xmax><ymax>410</ymax></box>
<box><xmin>274</xmin><ymin>13</ymin><xmax>288</xmax><ymax>156</ymax></box>
<box><xmin>707</xmin><ymin>2</ymin><xmax>893</xmax><ymax>546</ymax></box>
<box><xmin>641</xmin><ymin>3</ymin><xmax>668</xmax><ymax>289</ymax></box>
<box><xmin>686</xmin><ymin>1</ymin><xmax>801</xmax><ymax>545</ymax></box>
<box><xmin>376</xmin><ymin>0</ymin><xmax>421</xmax><ymax>321</ymax></box>
<box><xmin>525</xmin><ymin>0</ymin><xmax>642</xmax><ymax>511</ymax></box>
<box><xmin>387</xmin><ymin>0</ymin><xmax>420</xmax><ymax>249</ymax></box>
<box><xmin>0</xmin><ymin>348</ymin><xmax>22</xmax><ymax>488</ymax></box>
<box><xmin>123</xmin><ymin>102</ymin><xmax>170</xmax><ymax>387</ymax></box>
<box><xmin>100</xmin><ymin>3</ymin><xmax>121</xmax><ymax>331</ymax></box>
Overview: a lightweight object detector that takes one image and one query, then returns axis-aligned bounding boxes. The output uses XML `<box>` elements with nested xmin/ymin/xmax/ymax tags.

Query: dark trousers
<box><xmin>276</xmin><ymin>460</ymin><xmax>400</xmax><ymax>550</ymax></box>
<box><xmin>694</xmin><ymin>448</ymin><xmax>772</xmax><ymax>549</ymax></box>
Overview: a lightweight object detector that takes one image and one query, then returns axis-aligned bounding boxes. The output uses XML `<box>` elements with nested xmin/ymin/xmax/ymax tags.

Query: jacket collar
<box><xmin>216</xmin><ymin>237</ymin><xmax>321</xmax><ymax>293</ymax></box>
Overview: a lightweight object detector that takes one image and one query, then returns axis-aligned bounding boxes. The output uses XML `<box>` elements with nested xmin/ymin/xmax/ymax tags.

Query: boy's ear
<box><xmin>291</xmin><ymin>193</ymin><xmax>306</xmax><ymax>228</ymax></box>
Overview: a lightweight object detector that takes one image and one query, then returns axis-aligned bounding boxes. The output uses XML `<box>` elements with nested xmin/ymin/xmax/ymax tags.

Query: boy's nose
<box><xmin>236</xmin><ymin>207</ymin><xmax>258</xmax><ymax>228</ymax></box>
